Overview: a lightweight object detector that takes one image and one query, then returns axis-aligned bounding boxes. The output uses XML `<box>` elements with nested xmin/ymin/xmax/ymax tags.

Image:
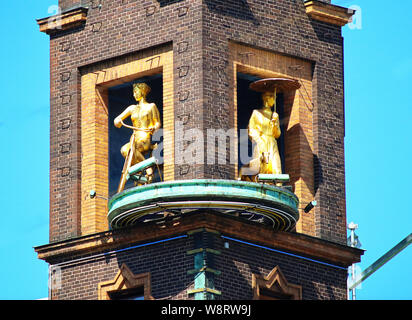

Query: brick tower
<box><xmin>35</xmin><ymin>0</ymin><xmax>363</xmax><ymax>300</ymax></box>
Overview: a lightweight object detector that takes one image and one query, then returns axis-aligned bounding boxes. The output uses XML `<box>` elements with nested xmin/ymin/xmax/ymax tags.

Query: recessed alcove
<box><xmin>229</xmin><ymin>41</ymin><xmax>315</xmax><ymax>236</ymax></box>
<box><xmin>236</xmin><ymin>72</ymin><xmax>286</xmax><ymax>174</ymax></box>
<box><xmin>108</xmin><ymin>74</ymin><xmax>164</xmax><ymax>197</ymax></box>
<box><xmin>80</xmin><ymin>48</ymin><xmax>174</xmax><ymax>235</ymax></box>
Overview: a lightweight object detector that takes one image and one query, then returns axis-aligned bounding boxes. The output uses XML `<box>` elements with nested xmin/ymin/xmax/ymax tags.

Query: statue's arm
<box><xmin>114</xmin><ymin>106</ymin><xmax>132</xmax><ymax>128</ymax></box>
<box><xmin>271</xmin><ymin>112</ymin><xmax>281</xmax><ymax>139</ymax></box>
<box><xmin>151</xmin><ymin>104</ymin><xmax>161</xmax><ymax>132</ymax></box>
<box><xmin>248</xmin><ymin>111</ymin><xmax>262</xmax><ymax>143</ymax></box>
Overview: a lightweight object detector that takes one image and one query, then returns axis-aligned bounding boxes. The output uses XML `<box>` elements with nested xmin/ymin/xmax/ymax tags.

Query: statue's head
<box><xmin>133</xmin><ymin>83</ymin><xmax>151</xmax><ymax>101</ymax></box>
<box><xmin>262</xmin><ymin>91</ymin><xmax>275</xmax><ymax>108</ymax></box>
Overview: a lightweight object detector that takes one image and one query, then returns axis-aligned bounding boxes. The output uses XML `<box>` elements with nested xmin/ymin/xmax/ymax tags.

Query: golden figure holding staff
<box><xmin>248</xmin><ymin>89</ymin><xmax>282</xmax><ymax>175</ymax></box>
<box><xmin>240</xmin><ymin>78</ymin><xmax>300</xmax><ymax>181</ymax></box>
<box><xmin>114</xmin><ymin>83</ymin><xmax>161</xmax><ymax>192</ymax></box>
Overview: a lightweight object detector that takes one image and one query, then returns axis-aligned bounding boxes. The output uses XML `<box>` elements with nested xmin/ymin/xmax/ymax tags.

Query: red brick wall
<box><xmin>51</xmin><ymin>236</ymin><xmax>194</xmax><ymax>300</ymax></box>
<box><xmin>49</xmin><ymin>0</ymin><xmax>204</xmax><ymax>242</ymax></box>
<box><xmin>57</xmin><ymin>0</ymin><xmax>332</xmax><ymax>12</ymax></box>
<box><xmin>58</xmin><ymin>0</ymin><xmax>83</xmax><ymax>11</ymax></box>
<box><xmin>201</xmin><ymin>0</ymin><xmax>347</xmax><ymax>244</ymax></box>
<box><xmin>41</xmin><ymin>0</ymin><xmax>352</xmax><ymax>301</ymax></box>
<box><xmin>216</xmin><ymin>236</ymin><xmax>347</xmax><ymax>300</ymax></box>
<box><xmin>48</xmin><ymin>0</ymin><xmax>347</xmax><ymax>243</ymax></box>
<box><xmin>50</xmin><ymin>233</ymin><xmax>347</xmax><ymax>300</ymax></box>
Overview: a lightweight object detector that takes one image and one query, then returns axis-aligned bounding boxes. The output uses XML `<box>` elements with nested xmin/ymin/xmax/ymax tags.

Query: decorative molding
<box><xmin>252</xmin><ymin>266</ymin><xmax>302</xmax><ymax>300</ymax></box>
<box><xmin>37</xmin><ymin>7</ymin><xmax>88</xmax><ymax>35</ymax></box>
<box><xmin>304</xmin><ymin>1</ymin><xmax>355</xmax><ymax>27</ymax></box>
<box><xmin>98</xmin><ymin>264</ymin><xmax>153</xmax><ymax>300</ymax></box>
<box><xmin>34</xmin><ymin>212</ymin><xmax>363</xmax><ymax>268</ymax></box>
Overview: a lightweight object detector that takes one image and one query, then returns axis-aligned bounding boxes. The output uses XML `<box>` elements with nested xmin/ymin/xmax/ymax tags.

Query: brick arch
<box><xmin>252</xmin><ymin>266</ymin><xmax>302</xmax><ymax>300</ymax></box>
<box><xmin>98</xmin><ymin>264</ymin><xmax>153</xmax><ymax>300</ymax></box>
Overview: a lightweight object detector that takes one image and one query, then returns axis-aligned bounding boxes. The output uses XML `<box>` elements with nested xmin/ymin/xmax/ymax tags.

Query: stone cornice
<box><xmin>304</xmin><ymin>0</ymin><xmax>355</xmax><ymax>27</ymax></box>
<box><xmin>37</xmin><ymin>6</ymin><xmax>88</xmax><ymax>35</ymax></box>
<box><xmin>34</xmin><ymin>212</ymin><xmax>363</xmax><ymax>268</ymax></box>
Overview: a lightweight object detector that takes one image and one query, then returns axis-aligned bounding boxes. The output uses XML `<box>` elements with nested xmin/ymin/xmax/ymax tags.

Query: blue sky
<box><xmin>0</xmin><ymin>1</ymin><xmax>410</xmax><ymax>300</ymax></box>
<box><xmin>338</xmin><ymin>0</ymin><xmax>412</xmax><ymax>299</ymax></box>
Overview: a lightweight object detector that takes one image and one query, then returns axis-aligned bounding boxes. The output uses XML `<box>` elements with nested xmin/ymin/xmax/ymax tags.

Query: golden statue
<box><xmin>114</xmin><ymin>83</ymin><xmax>161</xmax><ymax>192</ymax></box>
<box><xmin>240</xmin><ymin>78</ymin><xmax>300</xmax><ymax>182</ymax></box>
<box><xmin>248</xmin><ymin>90</ymin><xmax>282</xmax><ymax>175</ymax></box>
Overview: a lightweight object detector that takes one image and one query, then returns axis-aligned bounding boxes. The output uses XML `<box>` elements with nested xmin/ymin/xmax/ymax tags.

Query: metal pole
<box><xmin>349</xmin><ymin>233</ymin><xmax>412</xmax><ymax>291</ymax></box>
<box><xmin>351</xmin><ymin>227</ymin><xmax>356</xmax><ymax>300</ymax></box>
<box><xmin>351</xmin><ymin>259</ymin><xmax>356</xmax><ymax>300</ymax></box>
<box><xmin>347</xmin><ymin>222</ymin><xmax>358</xmax><ymax>300</ymax></box>
<box><xmin>48</xmin><ymin>264</ymin><xmax>51</xmax><ymax>300</ymax></box>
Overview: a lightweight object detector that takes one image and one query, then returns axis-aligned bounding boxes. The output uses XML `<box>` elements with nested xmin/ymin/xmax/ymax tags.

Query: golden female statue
<box><xmin>248</xmin><ymin>90</ymin><xmax>282</xmax><ymax>175</ymax></box>
<box><xmin>240</xmin><ymin>78</ymin><xmax>300</xmax><ymax>181</ymax></box>
<box><xmin>114</xmin><ymin>83</ymin><xmax>161</xmax><ymax>192</ymax></box>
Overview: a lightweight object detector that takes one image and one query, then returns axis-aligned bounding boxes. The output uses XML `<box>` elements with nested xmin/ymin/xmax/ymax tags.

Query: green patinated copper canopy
<box><xmin>108</xmin><ymin>179</ymin><xmax>299</xmax><ymax>231</ymax></box>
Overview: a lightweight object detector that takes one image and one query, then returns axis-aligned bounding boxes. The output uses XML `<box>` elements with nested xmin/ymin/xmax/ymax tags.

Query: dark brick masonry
<box><xmin>216</xmin><ymin>235</ymin><xmax>348</xmax><ymax>300</ymax></box>
<box><xmin>45</xmin><ymin>221</ymin><xmax>350</xmax><ymax>300</ymax></box>
<box><xmin>49</xmin><ymin>0</ymin><xmax>204</xmax><ymax>242</ymax></box>
<box><xmin>201</xmin><ymin>0</ymin><xmax>346</xmax><ymax>244</ymax></box>
<box><xmin>51</xmin><ymin>236</ymin><xmax>194</xmax><ymax>300</ymax></box>
<box><xmin>48</xmin><ymin>0</ymin><xmax>347</xmax><ymax>244</ymax></box>
<box><xmin>39</xmin><ymin>0</ymin><xmax>355</xmax><ymax>300</ymax></box>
